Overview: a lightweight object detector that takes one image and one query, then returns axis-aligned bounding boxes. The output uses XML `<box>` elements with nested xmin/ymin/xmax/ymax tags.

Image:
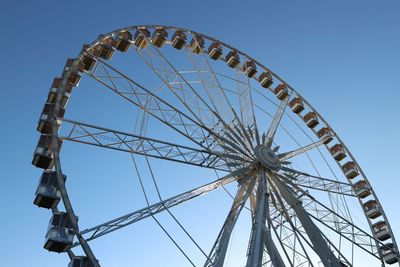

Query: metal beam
<box><xmin>205</xmin><ymin>177</ymin><xmax>256</xmax><ymax>267</ymax></box>
<box><xmin>246</xmin><ymin>171</ymin><xmax>269</xmax><ymax>267</ymax></box>
<box><xmin>263</xmin><ymin>95</ymin><xmax>290</xmax><ymax>148</ymax></box>
<box><xmin>72</xmin><ymin>168</ymin><xmax>249</xmax><ymax>247</ymax></box>
<box><xmin>268</xmin><ymin>172</ymin><xmax>342</xmax><ymax>267</ymax></box>
<box><xmin>263</xmin><ymin>224</ymin><xmax>286</xmax><ymax>267</ymax></box>
<box><xmin>278</xmin><ymin>140</ymin><xmax>325</xmax><ymax>161</ymax></box>
<box><xmin>279</xmin><ymin>168</ymin><xmax>355</xmax><ymax>197</ymax></box>
<box><xmin>280</xmin><ymin>174</ymin><xmax>390</xmax><ymax>260</ymax></box>
<box><xmin>59</xmin><ymin>118</ymin><xmax>250</xmax><ymax>171</ymax></box>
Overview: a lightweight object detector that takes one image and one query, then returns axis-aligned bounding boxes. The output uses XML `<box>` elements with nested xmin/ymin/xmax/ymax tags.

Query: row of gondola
<box><xmin>32</xmin><ymin>26</ymin><xmax>398</xmax><ymax>265</ymax></box>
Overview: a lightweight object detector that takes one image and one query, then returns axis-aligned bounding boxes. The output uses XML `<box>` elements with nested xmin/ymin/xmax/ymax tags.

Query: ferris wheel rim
<box><xmin>42</xmin><ymin>24</ymin><xmax>399</xmax><ymax>266</ymax></box>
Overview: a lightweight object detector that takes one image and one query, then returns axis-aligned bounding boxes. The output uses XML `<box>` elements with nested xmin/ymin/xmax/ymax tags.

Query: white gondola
<box><xmin>63</xmin><ymin>59</ymin><xmax>84</xmax><ymax>87</ymax></box>
<box><xmin>353</xmin><ymin>180</ymin><xmax>371</xmax><ymax>198</ymax></box>
<box><xmin>44</xmin><ymin>212</ymin><xmax>76</xmax><ymax>253</ymax></box>
<box><xmin>32</xmin><ymin>134</ymin><xmax>62</xmax><ymax>170</ymax></box>
<box><xmin>289</xmin><ymin>97</ymin><xmax>304</xmax><ymax>114</ymax></box>
<box><xmin>330</xmin><ymin>144</ymin><xmax>346</xmax><ymax>161</ymax></box>
<box><xmin>317</xmin><ymin>127</ymin><xmax>333</xmax><ymax>144</ymax></box>
<box><xmin>33</xmin><ymin>170</ymin><xmax>66</xmax><ymax>209</ymax></box>
<box><xmin>373</xmin><ymin>221</ymin><xmax>390</xmax><ymax>241</ymax></box>
<box><xmin>208</xmin><ymin>42</ymin><xmax>222</xmax><ymax>60</ymax></box>
<box><xmin>189</xmin><ymin>35</ymin><xmax>205</xmax><ymax>54</ymax></box>
<box><xmin>363</xmin><ymin>200</ymin><xmax>382</xmax><ymax>219</ymax></box>
<box><xmin>81</xmin><ymin>44</ymin><xmax>97</xmax><ymax>71</ymax></box>
<box><xmin>243</xmin><ymin>60</ymin><xmax>257</xmax><ymax>78</ymax></box>
<box><xmin>225</xmin><ymin>51</ymin><xmax>240</xmax><ymax>68</ymax></box>
<box><xmin>171</xmin><ymin>30</ymin><xmax>186</xmax><ymax>50</ymax></box>
<box><xmin>37</xmin><ymin>103</ymin><xmax>65</xmax><ymax>134</ymax></box>
<box><xmin>274</xmin><ymin>84</ymin><xmax>288</xmax><ymax>100</ymax></box>
<box><xmin>152</xmin><ymin>27</ymin><xmax>168</xmax><ymax>48</ymax></box>
<box><xmin>342</xmin><ymin>161</ymin><xmax>359</xmax><ymax>179</ymax></box>
<box><xmin>46</xmin><ymin>78</ymin><xmax>72</xmax><ymax>108</ymax></box>
<box><xmin>114</xmin><ymin>30</ymin><xmax>132</xmax><ymax>52</ymax></box>
<box><xmin>303</xmin><ymin>111</ymin><xmax>319</xmax><ymax>128</ymax></box>
<box><xmin>133</xmin><ymin>28</ymin><xmax>150</xmax><ymax>49</ymax></box>
<box><xmin>93</xmin><ymin>36</ymin><xmax>115</xmax><ymax>60</ymax></box>
<box><xmin>380</xmin><ymin>243</ymin><xmax>399</xmax><ymax>264</ymax></box>
<box><xmin>259</xmin><ymin>72</ymin><xmax>273</xmax><ymax>88</ymax></box>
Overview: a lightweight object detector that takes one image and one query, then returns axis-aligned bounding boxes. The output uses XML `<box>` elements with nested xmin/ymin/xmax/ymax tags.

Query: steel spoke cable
<box><xmin>86</xmin><ymin>55</ymin><xmax>229</xmax><ymax>155</ymax></box>
<box><xmin>184</xmin><ymin>50</ymin><xmax>254</xmax><ymax>160</ymax></box>
<box><xmin>242</xmin><ymin>74</ymin><xmax>261</xmax><ymax>146</ymax></box>
<box><xmin>130</xmin><ymin>154</ymin><xmax>197</xmax><ymax>267</ymax></box>
<box><xmin>143</xmin><ymin>154</ymin><xmax>212</xmax><ymax>262</ymax></box>
<box><xmin>160</xmin><ymin>46</ymin><xmax>251</xmax><ymax>157</ymax></box>
<box><xmin>199</xmin><ymin>54</ymin><xmax>255</xmax><ymax>152</ymax></box>
<box><xmin>132</xmin><ymin>88</ymin><xmax>217</xmax><ymax>263</ymax></box>
<box><xmin>146</xmin><ymin>45</ymin><xmax>254</xmax><ymax>159</ymax></box>
<box><xmin>213</xmin><ymin>169</ymin><xmax>253</xmax><ymax>213</ymax></box>
<box><xmin>133</xmin><ymin>47</ymin><xmax>240</xmax><ymax>154</ymax></box>
<box><xmin>131</xmin><ymin>90</ymin><xmax>196</xmax><ymax>260</ymax></box>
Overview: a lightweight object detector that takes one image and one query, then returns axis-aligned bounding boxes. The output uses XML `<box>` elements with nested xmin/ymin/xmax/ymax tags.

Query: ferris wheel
<box><xmin>32</xmin><ymin>25</ymin><xmax>400</xmax><ymax>267</ymax></box>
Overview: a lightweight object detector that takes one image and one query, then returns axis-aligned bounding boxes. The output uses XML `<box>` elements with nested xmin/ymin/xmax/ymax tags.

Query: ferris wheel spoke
<box><xmin>267</xmin><ymin>172</ymin><xmax>343</xmax><ymax>267</ymax></box>
<box><xmin>190</xmin><ymin>52</ymin><xmax>255</xmax><ymax>152</ymax></box>
<box><xmin>59</xmin><ymin>118</ymin><xmax>247</xmax><ymax>171</ymax></box>
<box><xmin>73</xmin><ymin>168</ymin><xmax>249</xmax><ymax>247</ymax></box>
<box><xmin>278</xmin><ymin>139</ymin><xmax>326</xmax><ymax>162</ymax></box>
<box><xmin>263</xmin><ymin>95</ymin><xmax>290</xmax><ymax>148</ymax></box>
<box><xmin>280</xmin><ymin>176</ymin><xmax>389</xmax><ymax>260</ymax></box>
<box><xmin>205</xmin><ymin>176</ymin><xmax>256</xmax><ymax>267</ymax></box>
<box><xmin>278</xmin><ymin>168</ymin><xmax>356</xmax><ymax>197</ymax></box>
<box><xmin>235</xmin><ymin>71</ymin><xmax>255</xmax><ymax>135</ymax></box>
<box><xmin>206</xmin><ymin>57</ymin><xmax>255</xmax><ymax>151</ymax></box>
<box><xmin>85</xmin><ymin>55</ymin><xmax>234</xmax><ymax>154</ymax></box>
<box><xmin>135</xmin><ymin>45</ymin><xmax>254</xmax><ymax>159</ymax></box>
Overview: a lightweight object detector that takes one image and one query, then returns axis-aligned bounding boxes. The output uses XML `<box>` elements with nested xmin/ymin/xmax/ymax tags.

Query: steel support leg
<box><xmin>270</xmin><ymin>174</ymin><xmax>342</xmax><ymax>267</ymax></box>
<box><xmin>246</xmin><ymin>171</ymin><xmax>268</xmax><ymax>267</ymax></box>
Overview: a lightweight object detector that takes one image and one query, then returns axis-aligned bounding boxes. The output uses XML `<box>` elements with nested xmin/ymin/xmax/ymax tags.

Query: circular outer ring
<box><xmin>50</xmin><ymin>24</ymin><xmax>398</xmax><ymax>265</ymax></box>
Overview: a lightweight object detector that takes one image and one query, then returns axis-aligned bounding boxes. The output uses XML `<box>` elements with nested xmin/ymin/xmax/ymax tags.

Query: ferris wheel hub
<box><xmin>254</xmin><ymin>145</ymin><xmax>281</xmax><ymax>171</ymax></box>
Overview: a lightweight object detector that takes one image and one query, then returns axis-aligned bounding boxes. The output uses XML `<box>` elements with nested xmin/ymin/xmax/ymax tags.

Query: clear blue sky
<box><xmin>0</xmin><ymin>1</ymin><xmax>399</xmax><ymax>266</ymax></box>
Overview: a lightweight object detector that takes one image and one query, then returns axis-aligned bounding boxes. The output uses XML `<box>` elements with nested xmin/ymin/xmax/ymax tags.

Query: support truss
<box><xmin>204</xmin><ymin>177</ymin><xmax>256</xmax><ymax>267</ymax></box>
<box><xmin>73</xmin><ymin>169</ymin><xmax>250</xmax><ymax>247</ymax></box>
<box><xmin>59</xmin><ymin>118</ymin><xmax>250</xmax><ymax>171</ymax></box>
<box><xmin>279</xmin><ymin>168</ymin><xmax>355</xmax><ymax>197</ymax></box>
